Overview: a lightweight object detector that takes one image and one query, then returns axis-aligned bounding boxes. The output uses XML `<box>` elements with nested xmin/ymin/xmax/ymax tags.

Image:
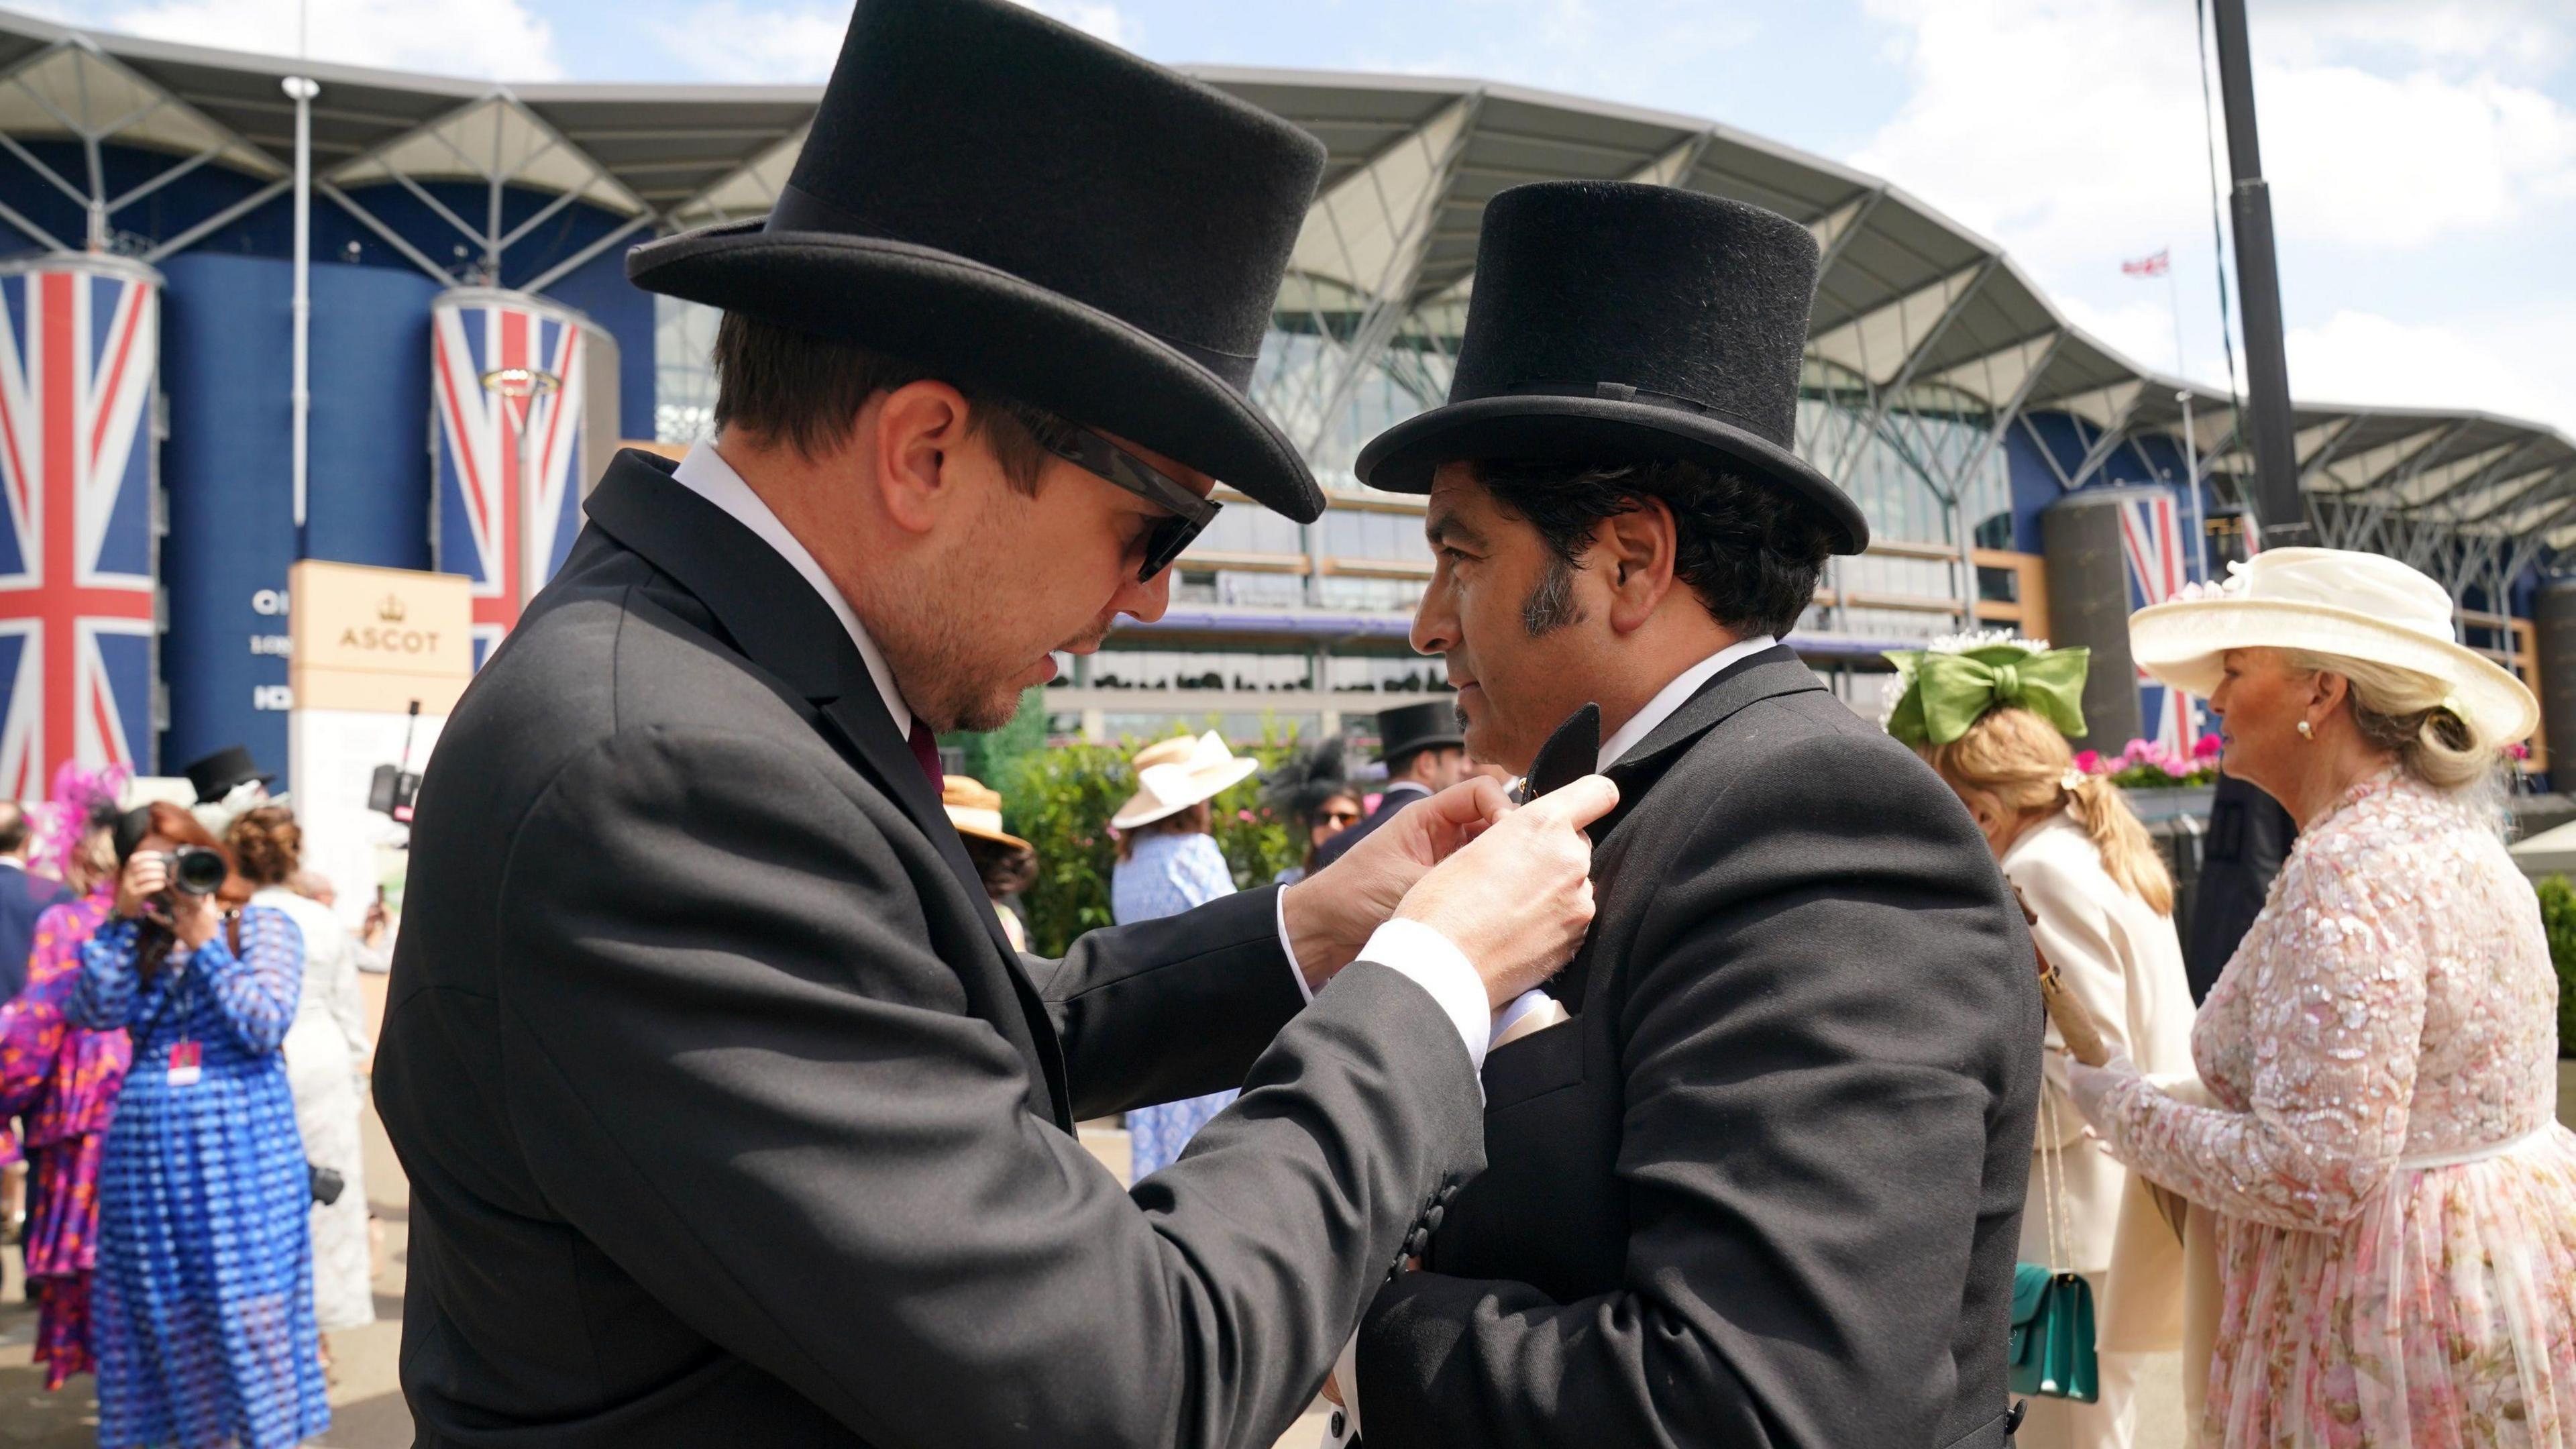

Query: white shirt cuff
<box><xmin>1356</xmin><ymin>918</ymin><xmax>1491</xmax><ymax>1069</ymax></box>
<box><xmin>1276</xmin><ymin>886</ymin><xmax>1315</xmax><ymax>1004</ymax></box>
<box><xmin>1330</xmin><ymin>1329</ymin><xmax>1363</xmax><ymax>1442</ymax></box>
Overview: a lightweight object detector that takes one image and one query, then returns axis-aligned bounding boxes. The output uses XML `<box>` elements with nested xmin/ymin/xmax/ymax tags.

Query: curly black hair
<box><xmin>1474</xmin><ymin>456</ymin><xmax>1833</xmax><ymax>641</ymax></box>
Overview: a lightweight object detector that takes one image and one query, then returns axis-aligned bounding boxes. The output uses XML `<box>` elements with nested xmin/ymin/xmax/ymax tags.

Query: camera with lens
<box><xmin>159</xmin><ymin>845</ymin><xmax>230</xmax><ymax>896</ymax></box>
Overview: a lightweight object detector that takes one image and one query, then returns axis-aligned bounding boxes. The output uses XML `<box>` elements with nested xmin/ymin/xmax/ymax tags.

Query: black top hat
<box><xmin>180</xmin><ymin>745</ymin><xmax>270</xmax><ymax>804</ymax></box>
<box><xmin>1355</xmin><ymin>182</ymin><xmax>1868</xmax><ymax>553</ymax></box>
<box><xmin>627</xmin><ymin>0</ymin><xmax>1328</xmax><ymax>522</ymax></box>
<box><xmin>1375</xmin><ymin>702</ymin><xmax>1465</xmax><ymax>766</ymax></box>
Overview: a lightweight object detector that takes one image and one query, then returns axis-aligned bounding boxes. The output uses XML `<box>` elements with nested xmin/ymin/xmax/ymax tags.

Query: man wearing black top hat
<box><xmin>1326</xmin><ymin>182</ymin><xmax>2041</xmax><ymax>1449</ymax></box>
<box><xmin>177</xmin><ymin>745</ymin><xmax>273</xmax><ymax>806</ymax></box>
<box><xmin>372</xmin><ymin>3</ymin><xmax>1613</xmax><ymax>1448</ymax></box>
<box><xmin>1311</xmin><ymin>702</ymin><xmax>1470</xmax><ymax>873</ymax></box>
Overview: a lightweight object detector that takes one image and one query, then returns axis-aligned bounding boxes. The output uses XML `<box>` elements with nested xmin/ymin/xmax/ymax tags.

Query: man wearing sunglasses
<box><xmin>373</xmin><ymin>4</ymin><xmax>1613</xmax><ymax>1447</ymax></box>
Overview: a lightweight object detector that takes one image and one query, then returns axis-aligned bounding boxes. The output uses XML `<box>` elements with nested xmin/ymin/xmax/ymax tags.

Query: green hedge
<box><xmin>988</xmin><ymin>718</ymin><xmax>1311</xmax><ymax>957</ymax></box>
<box><xmin>2536</xmin><ymin>876</ymin><xmax>2576</xmax><ymax>1059</ymax></box>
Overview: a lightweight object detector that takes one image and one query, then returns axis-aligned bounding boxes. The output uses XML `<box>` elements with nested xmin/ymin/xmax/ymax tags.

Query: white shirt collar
<box><xmin>1597</xmin><ymin>634</ymin><xmax>1778</xmax><ymax>771</ymax></box>
<box><xmin>669</xmin><ymin>441</ymin><xmax>913</xmax><ymax>739</ymax></box>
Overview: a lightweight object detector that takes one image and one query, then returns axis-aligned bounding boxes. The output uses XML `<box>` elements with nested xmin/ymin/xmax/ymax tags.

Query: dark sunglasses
<box><xmin>1037</xmin><ymin>424</ymin><xmax>1221</xmax><ymax>581</ymax></box>
<box><xmin>1321</xmin><ymin>808</ymin><xmax>1364</xmax><ymax>825</ymax></box>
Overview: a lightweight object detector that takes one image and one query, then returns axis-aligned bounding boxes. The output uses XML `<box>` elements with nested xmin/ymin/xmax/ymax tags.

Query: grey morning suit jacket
<box><xmin>374</xmin><ymin>449</ymin><xmax>1483</xmax><ymax>1448</ymax></box>
<box><xmin>1355</xmin><ymin>647</ymin><xmax>2044</xmax><ymax>1449</ymax></box>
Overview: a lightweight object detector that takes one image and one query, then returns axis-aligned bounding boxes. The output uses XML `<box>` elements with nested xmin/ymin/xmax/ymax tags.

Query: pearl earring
<box><xmin>2297</xmin><ymin>720</ymin><xmax>2314</xmax><ymax>740</ymax></box>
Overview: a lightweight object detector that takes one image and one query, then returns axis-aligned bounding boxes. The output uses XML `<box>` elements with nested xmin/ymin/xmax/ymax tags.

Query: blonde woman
<box><xmin>2070</xmin><ymin>549</ymin><xmax>2576</xmax><ymax>1446</ymax></box>
<box><xmin>1888</xmin><ymin>637</ymin><xmax>2198</xmax><ymax>1449</ymax></box>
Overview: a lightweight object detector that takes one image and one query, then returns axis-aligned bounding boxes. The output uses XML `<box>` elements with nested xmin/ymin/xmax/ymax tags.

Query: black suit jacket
<box><xmin>0</xmin><ymin>862</ymin><xmax>68</xmax><ymax>1001</ymax></box>
<box><xmin>374</xmin><ymin>451</ymin><xmax>1485</xmax><ymax>1448</ymax></box>
<box><xmin>1311</xmin><ymin>782</ymin><xmax>1430</xmax><ymax>873</ymax></box>
<box><xmin>1354</xmin><ymin>648</ymin><xmax>2043</xmax><ymax>1449</ymax></box>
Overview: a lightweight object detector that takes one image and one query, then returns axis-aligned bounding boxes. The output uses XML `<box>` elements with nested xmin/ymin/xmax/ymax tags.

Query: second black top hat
<box><xmin>627</xmin><ymin>0</ymin><xmax>1329</xmax><ymax>522</ymax></box>
<box><xmin>1356</xmin><ymin>181</ymin><xmax>1868</xmax><ymax>553</ymax></box>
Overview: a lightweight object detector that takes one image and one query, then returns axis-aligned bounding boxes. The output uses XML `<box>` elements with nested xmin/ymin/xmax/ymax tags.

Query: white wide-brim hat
<box><xmin>1111</xmin><ymin>731</ymin><xmax>1262</xmax><ymax>830</ymax></box>
<box><xmin>2129</xmin><ymin>547</ymin><xmax>2538</xmax><ymax>747</ymax></box>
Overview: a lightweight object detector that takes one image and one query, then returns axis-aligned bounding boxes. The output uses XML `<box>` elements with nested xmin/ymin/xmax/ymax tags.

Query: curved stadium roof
<box><xmin>3</xmin><ymin>7</ymin><xmax>2569</xmax><ymax>566</ymax></box>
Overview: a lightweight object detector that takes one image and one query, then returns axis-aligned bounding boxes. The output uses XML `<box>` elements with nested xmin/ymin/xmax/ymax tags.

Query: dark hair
<box><xmin>113</xmin><ymin>801</ymin><xmax>249</xmax><ymax>979</ymax></box>
<box><xmin>961</xmin><ymin>835</ymin><xmax>1038</xmax><ymax>900</ymax></box>
<box><xmin>225</xmin><ymin>805</ymin><xmax>303</xmax><ymax>888</ymax></box>
<box><xmin>0</xmin><ymin>801</ymin><xmax>26</xmax><ymax>855</ymax></box>
<box><xmin>1473</xmin><ymin>457</ymin><xmax>1834</xmax><ymax>640</ymax></box>
<box><xmin>711</xmin><ymin>312</ymin><xmax>1081</xmax><ymax>491</ymax></box>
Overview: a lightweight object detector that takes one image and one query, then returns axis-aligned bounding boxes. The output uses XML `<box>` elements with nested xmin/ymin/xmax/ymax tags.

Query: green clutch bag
<box><xmin>2007</xmin><ymin>1263</ymin><xmax>2100</xmax><ymax>1403</ymax></box>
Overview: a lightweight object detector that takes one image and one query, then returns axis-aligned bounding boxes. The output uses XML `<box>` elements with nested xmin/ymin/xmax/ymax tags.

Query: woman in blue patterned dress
<box><xmin>1109</xmin><ymin>733</ymin><xmax>1260</xmax><ymax>1179</ymax></box>
<box><xmin>70</xmin><ymin>802</ymin><xmax>329</xmax><ymax>1449</ymax></box>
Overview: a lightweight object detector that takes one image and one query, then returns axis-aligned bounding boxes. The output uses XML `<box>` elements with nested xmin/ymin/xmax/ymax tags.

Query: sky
<box><xmin>38</xmin><ymin>0</ymin><xmax>2576</xmax><ymax>436</ymax></box>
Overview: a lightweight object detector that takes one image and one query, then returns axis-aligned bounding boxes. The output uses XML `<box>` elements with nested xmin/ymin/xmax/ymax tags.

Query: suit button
<box><xmin>1331</xmin><ymin>1410</ymin><xmax>1346</xmax><ymax>1438</ymax></box>
<box><xmin>1436</xmin><ymin>1183</ymin><xmax>1457</xmax><ymax>1204</ymax></box>
<box><xmin>1404</xmin><ymin>1228</ymin><xmax>1428</xmax><ymax>1256</ymax></box>
<box><xmin>1424</xmin><ymin>1205</ymin><xmax>1444</xmax><ymax>1232</ymax></box>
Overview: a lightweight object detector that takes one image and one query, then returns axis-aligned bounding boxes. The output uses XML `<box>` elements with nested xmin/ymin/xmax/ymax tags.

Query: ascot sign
<box><xmin>288</xmin><ymin>560</ymin><xmax>473</xmax><ymax>713</ymax></box>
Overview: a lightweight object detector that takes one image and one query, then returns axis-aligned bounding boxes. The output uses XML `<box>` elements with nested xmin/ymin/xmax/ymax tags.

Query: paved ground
<box><xmin>0</xmin><ymin>969</ymin><xmax>2186</xmax><ymax>1448</ymax></box>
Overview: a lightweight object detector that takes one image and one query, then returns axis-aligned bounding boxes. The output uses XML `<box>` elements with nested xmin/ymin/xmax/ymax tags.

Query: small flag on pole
<box><xmin>2121</xmin><ymin>249</ymin><xmax>2171</xmax><ymax>277</ymax></box>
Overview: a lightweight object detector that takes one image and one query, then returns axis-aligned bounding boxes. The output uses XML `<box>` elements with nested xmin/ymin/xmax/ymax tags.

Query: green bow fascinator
<box><xmin>1884</xmin><ymin>638</ymin><xmax>2090</xmax><ymax>747</ymax></box>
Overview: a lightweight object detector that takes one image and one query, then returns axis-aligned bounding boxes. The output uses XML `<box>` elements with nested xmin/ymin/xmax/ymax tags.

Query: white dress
<box><xmin>258</xmin><ymin>886</ymin><xmax>378</xmax><ymax>1332</ymax></box>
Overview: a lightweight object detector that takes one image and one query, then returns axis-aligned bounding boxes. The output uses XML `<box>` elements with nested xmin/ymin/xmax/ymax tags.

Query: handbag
<box><xmin>2008</xmin><ymin>1091</ymin><xmax>2100</xmax><ymax>1403</ymax></box>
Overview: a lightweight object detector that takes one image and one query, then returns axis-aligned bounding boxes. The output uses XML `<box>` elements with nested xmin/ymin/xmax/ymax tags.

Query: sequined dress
<box><xmin>2095</xmin><ymin>769</ymin><xmax>2576</xmax><ymax>1446</ymax></box>
<box><xmin>0</xmin><ymin>885</ymin><xmax>127</xmax><ymax>1387</ymax></box>
<box><xmin>71</xmin><ymin>906</ymin><xmax>331</xmax><ymax>1449</ymax></box>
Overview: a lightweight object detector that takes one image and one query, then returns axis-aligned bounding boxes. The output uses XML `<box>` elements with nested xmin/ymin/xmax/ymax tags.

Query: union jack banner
<box><xmin>2116</xmin><ymin>490</ymin><xmax>2198</xmax><ymax>751</ymax></box>
<box><xmin>2121</xmin><ymin>249</ymin><xmax>2171</xmax><ymax>278</ymax></box>
<box><xmin>431</xmin><ymin>291</ymin><xmax>587</xmax><ymax>666</ymax></box>
<box><xmin>0</xmin><ymin>262</ymin><xmax>159</xmax><ymax>799</ymax></box>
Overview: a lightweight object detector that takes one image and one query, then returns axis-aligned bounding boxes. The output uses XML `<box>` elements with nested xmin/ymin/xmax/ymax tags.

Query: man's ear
<box><xmin>1597</xmin><ymin>496</ymin><xmax>1679</xmax><ymax>634</ymax></box>
<box><xmin>870</xmin><ymin>380</ymin><xmax>976</xmax><ymax>535</ymax></box>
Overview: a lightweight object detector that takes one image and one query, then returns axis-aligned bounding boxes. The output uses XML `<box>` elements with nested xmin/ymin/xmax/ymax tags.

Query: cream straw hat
<box><xmin>1110</xmin><ymin>731</ymin><xmax>1263</xmax><ymax>830</ymax></box>
<box><xmin>2128</xmin><ymin>547</ymin><xmax>2538</xmax><ymax>747</ymax></box>
<box><xmin>941</xmin><ymin>775</ymin><xmax>1031</xmax><ymax>852</ymax></box>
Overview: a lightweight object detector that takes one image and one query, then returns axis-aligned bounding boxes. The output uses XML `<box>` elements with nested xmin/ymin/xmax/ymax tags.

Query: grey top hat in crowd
<box><xmin>1356</xmin><ymin>181</ymin><xmax>1870</xmax><ymax>554</ymax></box>
<box><xmin>625</xmin><ymin>0</ymin><xmax>1329</xmax><ymax>523</ymax></box>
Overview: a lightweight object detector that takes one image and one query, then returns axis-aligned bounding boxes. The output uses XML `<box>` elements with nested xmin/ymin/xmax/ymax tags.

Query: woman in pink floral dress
<box><xmin>0</xmin><ymin>808</ymin><xmax>130</xmax><ymax>1388</ymax></box>
<box><xmin>2070</xmin><ymin>548</ymin><xmax>2576</xmax><ymax>1446</ymax></box>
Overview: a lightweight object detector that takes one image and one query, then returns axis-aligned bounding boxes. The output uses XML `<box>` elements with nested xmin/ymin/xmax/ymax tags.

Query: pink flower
<box><xmin>2122</xmin><ymin>738</ymin><xmax>2155</xmax><ymax>762</ymax></box>
<box><xmin>1236</xmin><ymin>808</ymin><xmax>1255</xmax><ymax>822</ymax></box>
<box><xmin>2194</xmin><ymin>732</ymin><xmax>2224</xmax><ymax>759</ymax></box>
<box><xmin>2072</xmin><ymin>750</ymin><xmax>2101</xmax><ymax>775</ymax></box>
<box><xmin>2505</xmin><ymin>741</ymin><xmax>2532</xmax><ymax>761</ymax></box>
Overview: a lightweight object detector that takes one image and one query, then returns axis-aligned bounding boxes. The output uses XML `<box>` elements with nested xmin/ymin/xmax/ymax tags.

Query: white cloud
<box><xmin>104</xmin><ymin>0</ymin><xmax>563</xmax><ymax>79</ymax></box>
<box><xmin>653</xmin><ymin>0</ymin><xmax>1130</xmax><ymax>83</ymax></box>
<box><xmin>1853</xmin><ymin>0</ymin><xmax>2575</xmax><ymax>267</ymax></box>
<box><xmin>649</xmin><ymin>1</ymin><xmax>849</xmax><ymax>83</ymax></box>
<box><xmin>2286</xmin><ymin>307</ymin><xmax>2576</xmax><ymax>438</ymax></box>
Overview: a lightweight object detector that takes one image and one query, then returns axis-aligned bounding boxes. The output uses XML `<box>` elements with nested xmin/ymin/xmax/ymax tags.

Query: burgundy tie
<box><xmin>908</xmin><ymin>718</ymin><xmax>943</xmax><ymax>791</ymax></box>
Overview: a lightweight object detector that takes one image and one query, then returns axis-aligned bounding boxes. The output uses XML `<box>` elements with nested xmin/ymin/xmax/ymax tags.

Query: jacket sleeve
<box><xmin>494</xmin><ymin>726</ymin><xmax>1484</xmax><ymax>1449</ymax></box>
<box><xmin>2092</xmin><ymin>833</ymin><xmax>2422</xmax><ymax>1231</ymax></box>
<box><xmin>1354</xmin><ymin>733</ymin><xmax>2035</xmax><ymax>1448</ymax></box>
<box><xmin>2008</xmin><ymin>846</ymin><xmax>2137</xmax><ymax>1150</ymax></box>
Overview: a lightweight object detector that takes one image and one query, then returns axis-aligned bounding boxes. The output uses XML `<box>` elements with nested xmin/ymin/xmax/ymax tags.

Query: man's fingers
<box><xmin>1519</xmin><ymin>773</ymin><xmax>1619</xmax><ymax>830</ymax></box>
<box><xmin>1415</xmin><ymin>774</ymin><xmax>1511</xmax><ymax>830</ymax></box>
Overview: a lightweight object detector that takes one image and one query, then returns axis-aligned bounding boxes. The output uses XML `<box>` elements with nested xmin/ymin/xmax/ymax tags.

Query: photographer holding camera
<box><xmin>68</xmin><ymin>802</ymin><xmax>329</xmax><ymax>1449</ymax></box>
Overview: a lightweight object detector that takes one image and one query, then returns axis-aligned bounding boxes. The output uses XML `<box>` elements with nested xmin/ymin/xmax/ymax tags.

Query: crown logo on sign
<box><xmin>377</xmin><ymin>594</ymin><xmax>407</xmax><ymax>623</ymax></box>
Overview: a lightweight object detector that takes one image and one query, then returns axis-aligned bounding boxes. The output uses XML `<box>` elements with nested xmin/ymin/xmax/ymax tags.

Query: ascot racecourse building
<box><xmin>3</xmin><ymin>9</ymin><xmax>2574</xmax><ymax>795</ymax></box>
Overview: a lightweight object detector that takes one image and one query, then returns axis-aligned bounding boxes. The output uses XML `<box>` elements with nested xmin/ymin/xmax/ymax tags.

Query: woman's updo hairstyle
<box><xmin>2279</xmin><ymin>649</ymin><xmax>2493</xmax><ymax>794</ymax></box>
<box><xmin>225</xmin><ymin>804</ymin><xmax>303</xmax><ymax>888</ymax></box>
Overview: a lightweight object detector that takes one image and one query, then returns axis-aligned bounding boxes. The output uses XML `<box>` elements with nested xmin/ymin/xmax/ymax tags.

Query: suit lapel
<box><xmin>1547</xmin><ymin>645</ymin><xmax>1828</xmax><ymax>1005</ymax></box>
<box><xmin>584</xmin><ymin>453</ymin><xmax>1069</xmax><ymax>1119</ymax></box>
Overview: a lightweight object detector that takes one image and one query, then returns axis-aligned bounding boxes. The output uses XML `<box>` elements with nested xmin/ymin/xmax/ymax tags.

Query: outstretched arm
<box><xmin>486</xmin><ymin>728</ymin><xmax>1485</xmax><ymax>1449</ymax></box>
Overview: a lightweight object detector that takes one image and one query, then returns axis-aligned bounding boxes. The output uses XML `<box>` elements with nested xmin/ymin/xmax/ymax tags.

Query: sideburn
<box><xmin>1520</xmin><ymin>554</ymin><xmax>1584</xmax><ymax>637</ymax></box>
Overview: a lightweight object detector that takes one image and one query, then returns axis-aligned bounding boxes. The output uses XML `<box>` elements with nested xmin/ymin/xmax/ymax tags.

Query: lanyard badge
<box><xmin>166</xmin><ymin>1040</ymin><xmax>202</xmax><ymax>1087</ymax></box>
